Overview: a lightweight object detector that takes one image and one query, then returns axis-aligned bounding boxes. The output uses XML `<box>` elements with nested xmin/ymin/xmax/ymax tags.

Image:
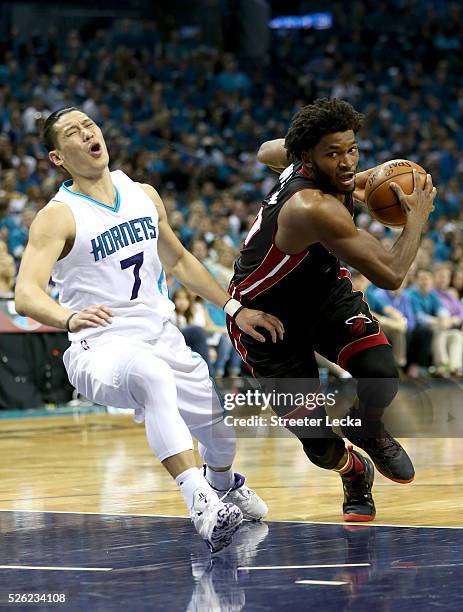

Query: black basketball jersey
<box><xmin>230</xmin><ymin>161</ymin><xmax>353</xmax><ymax>324</ymax></box>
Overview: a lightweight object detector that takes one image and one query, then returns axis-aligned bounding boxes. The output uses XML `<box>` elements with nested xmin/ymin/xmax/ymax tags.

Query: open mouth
<box><xmin>338</xmin><ymin>172</ymin><xmax>355</xmax><ymax>187</ymax></box>
<box><xmin>89</xmin><ymin>142</ymin><xmax>102</xmax><ymax>156</ymax></box>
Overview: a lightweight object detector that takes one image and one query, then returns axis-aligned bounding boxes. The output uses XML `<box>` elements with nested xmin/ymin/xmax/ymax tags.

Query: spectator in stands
<box><xmin>0</xmin><ymin>196</ymin><xmax>14</xmax><ymax>246</ymax></box>
<box><xmin>204</xmin><ymin>241</ymin><xmax>242</xmax><ymax>379</ymax></box>
<box><xmin>451</xmin><ymin>267</ymin><xmax>463</xmax><ymax>300</ymax></box>
<box><xmin>170</xmin><ymin>287</ymin><xmax>211</xmax><ymax>371</ymax></box>
<box><xmin>203</xmin><ymin>299</ymin><xmax>242</xmax><ymax>379</ymax></box>
<box><xmin>368</xmin><ymin>280</ymin><xmax>417</xmax><ymax>372</ymax></box>
<box><xmin>207</xmin><ymin>241</ymin><xmax>235</xmax><ymax>288</ymax></box>
<box><xmin>0</xmin><ymin>240</ymin><xmax>15</xmax><ymax>298</ymax></box>
<box><xmin>353</xmin><ymin>272</ymin><xmax>408</xmax><ymax>369</ymax></box>
<box><xmin>406</xmin><ymin>269</ymin><xmax>461</xmax><ymax>377</ymax></box>
<box><xmin>190</xmin><ymin>238</ymin><xmax>213</xmax><ymax>267</ymax></box>
<box><xmin>1</xmin><ymin>170</ymin><xmax>27</xmax><ymax>219</ymax></box>
<box><xmin>433</xmin><ymin>263</ymin><xmax>463</xmax><ymax>376</ymax></box>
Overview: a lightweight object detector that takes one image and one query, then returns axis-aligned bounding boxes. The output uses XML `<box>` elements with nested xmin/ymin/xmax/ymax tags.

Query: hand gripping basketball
<box><xmin>390</xmin><ymin>170</ymin><xmax>437</xmax><ymax>224</ymax></box>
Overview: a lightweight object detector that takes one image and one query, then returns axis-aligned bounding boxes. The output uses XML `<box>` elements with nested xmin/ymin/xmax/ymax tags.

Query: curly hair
<box><xmin>285</xmin><ymin>98</ymin><xmax>364</xmax><ymax>162</ymax></box>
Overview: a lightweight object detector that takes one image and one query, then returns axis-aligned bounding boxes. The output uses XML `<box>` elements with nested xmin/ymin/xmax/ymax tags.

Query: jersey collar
<box><xmin>61</xmin><ymin>179</ymin><xmax>121</xmax><ymax>213</ymax></box>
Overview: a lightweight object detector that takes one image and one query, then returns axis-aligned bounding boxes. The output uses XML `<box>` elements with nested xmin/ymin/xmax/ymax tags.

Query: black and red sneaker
<box><xmin>342</xmin><ymin>425</ymin><xmax>415</xmax><ymax>484</ymax></box>
<box><xmin>341</xmin><ymin>447</ymin><xmax>376</xmax><ymax>522</ymax></box>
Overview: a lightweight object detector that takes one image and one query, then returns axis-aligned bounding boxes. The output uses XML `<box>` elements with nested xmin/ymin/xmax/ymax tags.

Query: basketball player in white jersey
<box><xmin>15</xmin><ymin>108</ymin><xmax>284</xmax><ymax>553</ymax></box>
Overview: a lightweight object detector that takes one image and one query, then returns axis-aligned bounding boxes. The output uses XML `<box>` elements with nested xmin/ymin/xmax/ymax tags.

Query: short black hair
<box><xmin>42</xmin><ymin>107</ymin><xmax>79</xmax><ymax>152</ymax></box>
<box><xmin>285</xmin><ymin>98</ymin><xmax>363</xmax><ymax>162</ymax></box>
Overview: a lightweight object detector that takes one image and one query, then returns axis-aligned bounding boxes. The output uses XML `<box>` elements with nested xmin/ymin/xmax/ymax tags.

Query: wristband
<box><xmin>65</xmin><ymin>312</ymin><xmax>78</xmax><ymax>332</ymax></box>
<box><xmin>231</xmin><ymin>305</ymin><xmax>246</xmax><ymax>321</ymax></box>
<box><xmin>223</xmin><ymin>298</ymin><xmax>242</xmax><ymax>318</ymax></box>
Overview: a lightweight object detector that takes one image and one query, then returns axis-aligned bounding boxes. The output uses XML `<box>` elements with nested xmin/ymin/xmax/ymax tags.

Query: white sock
<box><xmin>206</xmin><ymin>466</ymin><xmax>235</xmax><ymax>491</ymax></box>
<box><xmin>175</xmin><ymin>467</ymin><xmax>217</xmax><ymax>512</ymax></box>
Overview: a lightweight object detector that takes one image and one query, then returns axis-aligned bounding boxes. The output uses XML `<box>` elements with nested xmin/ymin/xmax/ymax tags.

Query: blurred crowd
<box><xmin>0</xmin><ymin>0</ymin><xmax>462</xmax><ymax>378</ymax></box>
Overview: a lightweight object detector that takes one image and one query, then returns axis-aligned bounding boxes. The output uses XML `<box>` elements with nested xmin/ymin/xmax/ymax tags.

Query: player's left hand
<box><xmin>235</xmin><ymin>308</ymin><xmax>284</xmax><ymax>343</ymax></box>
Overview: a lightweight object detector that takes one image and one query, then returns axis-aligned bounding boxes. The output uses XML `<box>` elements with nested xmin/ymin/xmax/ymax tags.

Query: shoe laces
<box><xmin>220</xmin><ymin>484</ymin><xmax>251</xmax><ymax>502</ymax></box>
<box><xmin>219</xmin><ymin>489</ymin><xmax>232</xmax><ymax>502</ymax></box>
<box><xmin>375</xmin><ymin>433</ymin><xmax>400</xmax><ymax>458</ymax></box>
<box><xmin>359</xmin><ymin>431</ymin><xmax>399</xmax><ymax>459</ymax></box>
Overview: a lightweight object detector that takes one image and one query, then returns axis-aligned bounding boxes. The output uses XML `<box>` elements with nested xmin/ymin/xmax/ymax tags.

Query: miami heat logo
<box><xmin>345</xmin><ymin>314</ymin><xmax>373</xmax><ymax>337</ymax></box>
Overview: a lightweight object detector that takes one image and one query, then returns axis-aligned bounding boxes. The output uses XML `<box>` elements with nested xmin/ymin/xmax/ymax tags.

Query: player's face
<box><xmin>50</xmin><ymin>111</ymin><xmax>109</xmax><ymax>178</ymax></box>
<box><xmin>308</xmin><ymin>131</ymin><xmax>359</xmax><ymax>195</ymax></box>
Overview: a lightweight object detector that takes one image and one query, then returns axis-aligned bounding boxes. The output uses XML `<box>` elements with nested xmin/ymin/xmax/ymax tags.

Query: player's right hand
<box><xmin>390</xmin><ymin>170</ymin><xmax>437</xmax><ymax>223</ymax></box>
<box><xmin>68</xmin><ymin>304</ymin><xmax>113</xmax><ymax>332</ymax></box>
<box><xmin>234</xmin><ymin>308</ymin><xmax>284</xmax><ymax>343</ymax></box>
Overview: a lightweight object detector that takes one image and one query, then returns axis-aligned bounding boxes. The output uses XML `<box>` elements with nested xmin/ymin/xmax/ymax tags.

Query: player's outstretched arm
<box><xmin>257</xmin><ymin>138</ymin><xmax>289</xmax><ymax>173</ymax></box>
<box><xmin>15</xmin><ymin>204</ymin><xmax>113</xmax><ymax>332</ymax></box>
<box><xmin>140</xmin><ymin>184</ymin><xmax>284</xmax><ymax>343</ymax></box>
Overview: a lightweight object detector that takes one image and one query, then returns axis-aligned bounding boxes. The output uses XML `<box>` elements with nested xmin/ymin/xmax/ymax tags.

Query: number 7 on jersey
<box><xmin>120</xmin><ymin>252</ymin><xmax>144</xmax><ymax>300</ymax></box>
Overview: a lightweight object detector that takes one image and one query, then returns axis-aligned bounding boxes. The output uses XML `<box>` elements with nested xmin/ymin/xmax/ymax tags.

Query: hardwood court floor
<box><xmin>0</xmin><ymin>413</ymin><xmax>461</xmax><ymax>527</ymax></box>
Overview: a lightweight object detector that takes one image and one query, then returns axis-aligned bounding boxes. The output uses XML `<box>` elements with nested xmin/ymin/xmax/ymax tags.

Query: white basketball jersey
<box><xmin>52</xmin><ymin>170</ymin><xmax>174</xmax><ymax>342</ymax></box>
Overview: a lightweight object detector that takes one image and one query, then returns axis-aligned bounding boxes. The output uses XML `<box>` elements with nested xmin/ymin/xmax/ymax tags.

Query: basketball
<box><xmin>364</xmin><ymin>159</ymin><xmax>427</xmax><ymax>227</ymax></box>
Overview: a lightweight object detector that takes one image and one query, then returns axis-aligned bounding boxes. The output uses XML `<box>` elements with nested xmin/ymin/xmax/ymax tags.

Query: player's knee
<box><xmin>129</xmin><ymin>354</ymin><xmax>175</xmax><ymax>403</ymax></box>
<box><xmin>198</xmin><ymin>437</ymin><xmax>236</xmax><ymax>469</ymax></box>
<box><xmin>357</xmin><ymin>377</ymin><xmax>398</xmax><ymax>410</ymax></box>
<box><xmin>347</xmin><ymin>345</ymin><xmax>399</xmax><ymax>408</ymax></box>
<box><xmin>346</xmin><ymin>344</ymin><xmax>398</xmax><ymax>378</ymax></box>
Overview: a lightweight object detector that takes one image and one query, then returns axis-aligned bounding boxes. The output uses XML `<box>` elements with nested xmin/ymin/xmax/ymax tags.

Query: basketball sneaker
<box><xmin>342</xmin><ymin>421</ymin><xmax>415</xmax><ymax>484</ymax></box>
<box><xmin>191</xmin><ymin>488</ymin><xmax>243</xmax><ymax>553</ymax></box>
<box><xmin>203</xmin><ymin>467</ymin><xmax>268</xmax><ymax>521</ymax></box>
<box><xmin>341</xmin><ymin>447</ymin><xmax>376</xmax><ymax>522</ymax></box>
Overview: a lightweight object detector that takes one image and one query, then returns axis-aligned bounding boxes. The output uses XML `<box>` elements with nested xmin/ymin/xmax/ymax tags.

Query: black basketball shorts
<box><xmin>227</xmin><ymin>273</ymin><xmax>390</xmax><ymax>378</ymax></box>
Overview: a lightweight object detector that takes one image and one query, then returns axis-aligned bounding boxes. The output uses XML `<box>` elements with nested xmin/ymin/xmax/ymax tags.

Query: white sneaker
<box><xmin>204</xmin><ymin>468</ymin><xmax>268</xmax><ymax>521</ymax></box>
<box><xmin>191</xmin><ymin>489</ymin><xmax>243</xmax><ymax>553</ymax></box>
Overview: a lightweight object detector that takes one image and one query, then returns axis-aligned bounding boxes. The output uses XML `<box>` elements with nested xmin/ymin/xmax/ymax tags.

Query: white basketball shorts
<box><xmin>63</xmin><ymin>321</ymin><xmax>223</xmax><ymax>430</ymax></box>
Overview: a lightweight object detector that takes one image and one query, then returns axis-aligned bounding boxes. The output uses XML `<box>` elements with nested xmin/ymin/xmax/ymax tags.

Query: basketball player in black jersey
<box><xmin>227</xmin><ymin>99</ymin><xmax>436</xmax><ymax>521</ymax></box>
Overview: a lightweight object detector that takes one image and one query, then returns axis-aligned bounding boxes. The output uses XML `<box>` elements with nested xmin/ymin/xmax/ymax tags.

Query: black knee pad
<box><xmin>300</xmin><ymin>437</ymin><xmax>346</xmax><ymax>470</ymax></box>
<box><xmin>346</xmin><ymin>345</ymin><xmax>399</xmax><ymax>410</ymax></box>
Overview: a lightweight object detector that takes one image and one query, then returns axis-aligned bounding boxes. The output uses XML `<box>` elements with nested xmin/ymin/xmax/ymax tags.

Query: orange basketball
<box><xmin>364</xmin><ymin>159</ymin><xmax>427</xmax><ymax>227</ymax></box>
